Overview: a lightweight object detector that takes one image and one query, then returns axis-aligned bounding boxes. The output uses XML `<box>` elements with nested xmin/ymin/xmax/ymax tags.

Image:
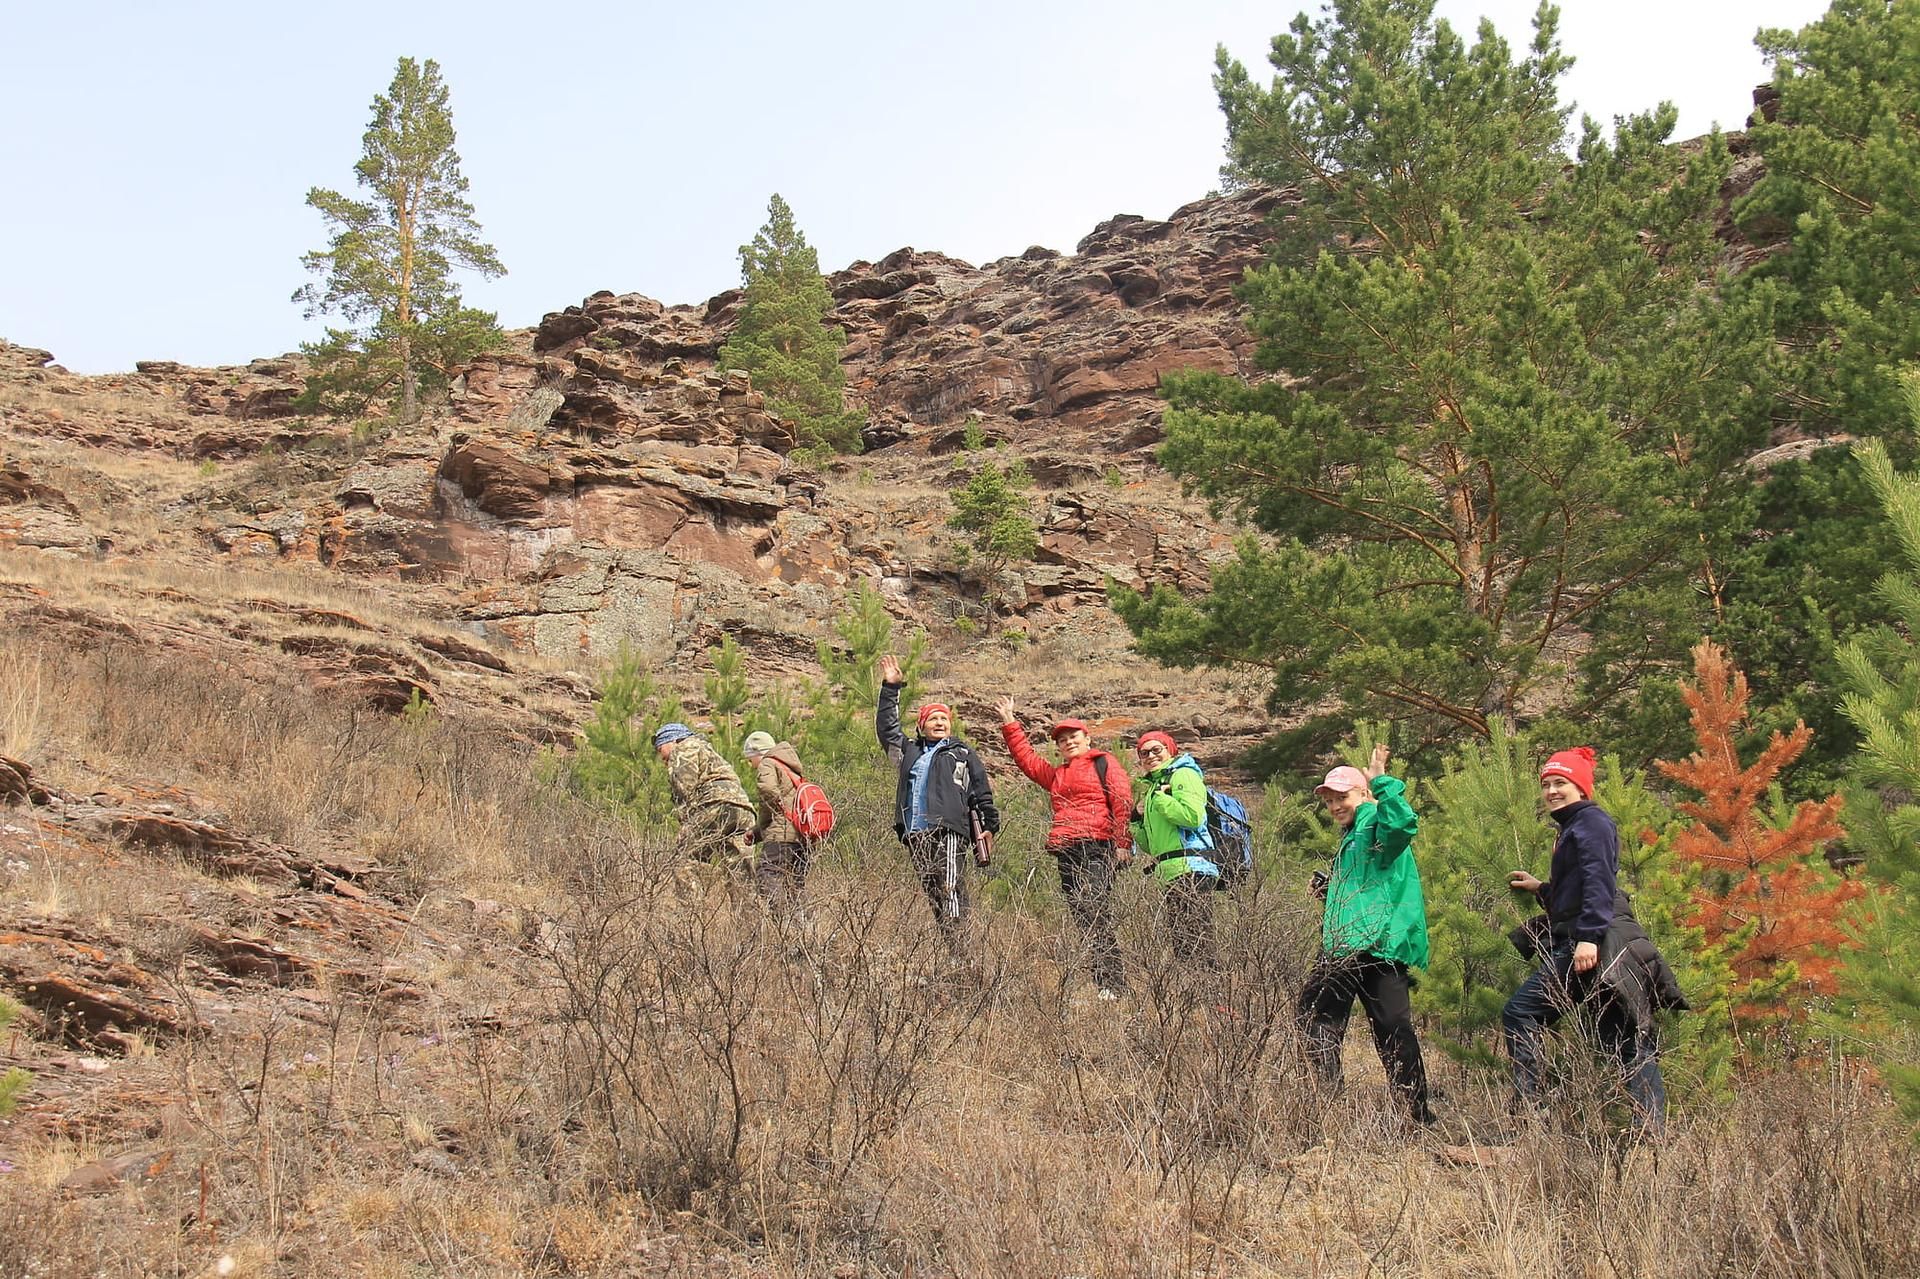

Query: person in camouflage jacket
<box><xmin>655</xmin><ymin>723</ymin><xmax>755</xmax><ymax>866</ymax></box>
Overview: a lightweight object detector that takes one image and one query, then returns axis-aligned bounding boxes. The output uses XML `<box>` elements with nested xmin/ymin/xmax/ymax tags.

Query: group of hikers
<box><xmin>648</xmin><ymin>657</ymin><xmax>1688</xmax><ymax>1136</ymax></box>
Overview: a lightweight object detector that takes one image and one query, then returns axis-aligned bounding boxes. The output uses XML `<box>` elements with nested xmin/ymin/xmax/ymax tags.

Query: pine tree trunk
<box><xmin>399</xmin><ymin>331</ymin><xmax>418</xmax><ymax>423</ymax></box>
<box><xmin>399</xmin><ymin>196</ymin><xmax>417</xmax><ymax>423</ymax></box>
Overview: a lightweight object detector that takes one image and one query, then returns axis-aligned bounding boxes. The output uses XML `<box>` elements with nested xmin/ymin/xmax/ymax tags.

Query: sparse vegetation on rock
<box><xmin>946</xmin><ymin>457</ymin><xmax>1040</xmax><ymax>629</ymax></box>
<box><xmin>716</xmin><ymin>194</ymin><xmax>864</xmax><ymax>457</ymax></box>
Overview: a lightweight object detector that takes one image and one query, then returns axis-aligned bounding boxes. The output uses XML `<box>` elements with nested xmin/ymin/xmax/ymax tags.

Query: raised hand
<box><xmin>878</xmin><ymin>653</ymin><xmax>903</xmax><ymax>686</ymax></box>
<box><xmin>1366</xmin><ymin>742</ymin><xmax>1391</xmax><ymax>780</ymax></box>
<box><xmin>994</xmin><ymin>695</ymin><xmax>1017</xmax><ymax>725</ymax></box>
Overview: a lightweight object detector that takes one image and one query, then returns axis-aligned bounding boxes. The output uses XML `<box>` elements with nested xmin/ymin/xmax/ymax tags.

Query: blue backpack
<box><xmin>1166</xmin><ymin>759</ymin><xmax>1255</xmax><ymax>888</ymax></box>
<box><xmin>1204</xmin><ymin>788</ymin><xmax>1254</xmax><ymax>888</ymax></box>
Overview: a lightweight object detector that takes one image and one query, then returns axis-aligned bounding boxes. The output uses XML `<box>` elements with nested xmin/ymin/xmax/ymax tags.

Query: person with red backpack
<box><xmin>996</xmin><ymin>697</ymin><xmax>1133</xmax><ymax>1000</ymax></box>
<box><xmin>743</xmin><ymin>730</ymin><xmax>827</xmax><ymax>920</ymax></box>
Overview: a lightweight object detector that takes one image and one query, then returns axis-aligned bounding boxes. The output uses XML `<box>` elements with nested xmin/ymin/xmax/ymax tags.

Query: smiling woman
<box><xmin>1502</xmin><ymin>745</ymin><xmax>1683</xmax><ymax>1136</ymax></box>
<box><xmin>996</xmin><ymin>695</ymin><xmax>1134</xmax><ymax>998</ymax></box>
<box><xmin>1127</xmin><ymin>728</ymin><xmax>1223</xmax><ymax>970</ymax></box>
<box><xmin>1300</xmin><ymin>742</ymin><xmax>1435</xmax><ymax>1127</ymax></box>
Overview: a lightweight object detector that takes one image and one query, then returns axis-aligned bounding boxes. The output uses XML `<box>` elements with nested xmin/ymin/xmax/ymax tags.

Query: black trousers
<box><xmin>904</xmin><ymin>828</ymin><xmax>972</xmax><ymax>947</ymax></box>
<box><xmin>1161</xmin><ymin>872</ymin><xmax>1218</xmax><ymax>970</ymax></box>
<box><xmin>1055</xmin><ymin>840</ymin><xmax>1125</xmax><ymax>992</ymax></box>
<box><xmin>1297</xmin><ymin>953</ymin><xmax>1433</xmax><ymax>1123</ymax></box>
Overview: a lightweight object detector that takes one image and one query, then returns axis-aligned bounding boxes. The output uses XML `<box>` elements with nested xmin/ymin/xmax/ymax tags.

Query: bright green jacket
<box><xmin>1321</xmin><ymin>775</ymin><xmax>1429</xmax><ymax>969</ymax></box>
<box><xmin>1130</xmin><ymin>756</ymin><xmax>1219</xmax><ymax>885</ymax></box>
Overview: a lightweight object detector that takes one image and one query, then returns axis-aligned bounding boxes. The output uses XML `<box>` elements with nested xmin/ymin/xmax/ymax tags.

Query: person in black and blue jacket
<box><xmin>1503</xmin><ymin>746</ymin><xmax>1678</xmax><ymax>1135</ymax></box>
<box><xmin>876</xmin><ymin>653</ymin><xmax>1000</xmax><ymax>950</ymax></box>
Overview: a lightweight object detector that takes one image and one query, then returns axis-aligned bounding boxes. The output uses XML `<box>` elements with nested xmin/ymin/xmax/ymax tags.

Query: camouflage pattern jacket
<box><xmin>666</xmin><ymin>737</ymin><xmax>754</xmax><ymax>826</ymax></box>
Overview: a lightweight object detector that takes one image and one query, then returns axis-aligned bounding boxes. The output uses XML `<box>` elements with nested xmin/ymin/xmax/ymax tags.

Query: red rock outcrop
<box><xmin>0</xmin><ymin>341</ymin><xmax>326</xmax><ymax>458</ymax></box>
<box><xmin>0</xmin><ymin>187</ymin><xmax>1291</xmax><ymax>713</ymax></box>
<box><xmin>0</xmin><ymin>458</ymin><xmax>96</xmax><ymax>555</ymax></box>
<box><xmin>830</xmin><ymin>187</ymin><xmax>1287</xmax><ymax>452</ymax></box>
<box><xmin>371</xmin><ymin>187</ymin><xmax>1286</xmax><ymax>666</ymax></box>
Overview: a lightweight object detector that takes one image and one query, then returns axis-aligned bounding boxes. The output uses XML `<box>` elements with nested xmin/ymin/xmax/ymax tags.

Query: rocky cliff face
<box><xmin>0</xmin><ymin>182</ymin><xmax>1300</xmax><ymax>1157</ymax></box>
<box><xmin>432</xmin><ymin>185</ymin><xmax>1286</xmax><ymax>672</ymax></box>
<box><xmin>1</xmin><ymin>187</ymin><xmax>1290</xmax><ymax>742</ymax></box>
<box><xmin>0</xmin><ymin>192</ymin><xmax>1300</xmax><ymax>1178</ymax></box>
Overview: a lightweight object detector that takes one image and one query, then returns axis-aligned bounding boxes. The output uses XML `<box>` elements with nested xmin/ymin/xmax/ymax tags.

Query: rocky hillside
<box><xmin>0</xmin><ymin>185</ymin><xmax>1303</xmax><ymax>1267</ymax></box>
<box><xmin>8</xmin><ymin>117</ymin><xmax>1919</xmax><ymax>1279</ymax></box>
<box><xmin>0</xmin><ymin>184</ymin><xmax>1293</xmax><ymax>747</ymax></box>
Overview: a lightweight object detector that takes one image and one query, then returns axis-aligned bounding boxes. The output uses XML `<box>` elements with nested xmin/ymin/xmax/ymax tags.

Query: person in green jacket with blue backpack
<box><xmin>1298</xmin><ymin>744</ymin><xmax>1435</xmax><ymax>1126</ymax></box>
<box><xmin>1129</xmin><ymin>730</ymin><xmax>1219</xmax><ymax>969</ymax></box>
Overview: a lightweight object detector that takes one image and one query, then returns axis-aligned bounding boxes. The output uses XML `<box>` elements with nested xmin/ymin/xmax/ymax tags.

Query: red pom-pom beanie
<box><xmin>1541</xmin><ymin>746</ymin><xmax>1597</xmax><ymax>797</ymax></box>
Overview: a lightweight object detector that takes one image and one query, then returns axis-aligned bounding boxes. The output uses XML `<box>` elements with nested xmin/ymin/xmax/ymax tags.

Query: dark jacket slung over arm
<box><xmin>1512</xmin><ymin>799</ymin><xmax>1691</xmax><ymax>1033</ymax></box>
<box><xmin>1510</xmin><ymin>891</ymin><xmax>1689</xmax><ymax>1027</ymax></box>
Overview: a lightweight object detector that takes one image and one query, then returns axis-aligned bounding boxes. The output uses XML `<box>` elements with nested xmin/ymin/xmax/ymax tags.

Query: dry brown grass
<box><xmin>0</xmin><ymin>543</ymin><xmax>400</xmax><ymax>623</ymax></box>
<box><xmin>11</xmin><ymin>864</ymin><xmax>1913</xmax><ymax>1277</ymax></box>
<box><xmin>0</xmin><ymin>380</ymin><xmax>198</xmax><ymax>428</ymax></box>
<box><xmin>0</xmin><ymin>548</ymin><xmax>583</xmax><ymax>680</ymax></box>
<box><xmin>0</xmin><ymin>646</ymin><xmax>44</xmax><ymax>760</ymax></box>
<box><xmin>2</xmin><ymin>631</ymin><xmax>1918</xmax><ymax>1278</ymax></box>
<box><xmin>0</xmin><ymin>626</ymin><xmax>546</xmax><ymax>903</ymax></box>
<box><xmin>0</xmin><ymin>434</ymin><xmax>221</xmax><ymax>556</ymax></box>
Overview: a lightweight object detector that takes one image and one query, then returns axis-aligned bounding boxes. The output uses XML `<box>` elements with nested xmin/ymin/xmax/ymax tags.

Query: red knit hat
<box><xmin>1135</xmin><ymin>731</ymin><xmax>1177</xmax><ymax>757</ymax></box>
<box><xmin>1541</xmin><ymin>747</ymin><xmax>1597</xmax><ymax>797</ymax></box>
<box><xmin>916</xmin><ymin>702</ymin><xmax>951</xmax><ymax>732</ymax></box>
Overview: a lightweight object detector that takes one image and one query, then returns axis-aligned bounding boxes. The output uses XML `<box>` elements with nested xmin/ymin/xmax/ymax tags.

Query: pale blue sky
<box><xmin>3</xmin><ymin>0</ymin><xmax>1829</xmax><ymax>374</ymax></box>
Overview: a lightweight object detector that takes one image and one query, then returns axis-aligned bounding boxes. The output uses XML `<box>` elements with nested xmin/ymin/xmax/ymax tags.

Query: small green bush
<box><xmin>0</xmin><ymin>996</ymin><xmax>30</xmax><ymax>1118</ymax></box>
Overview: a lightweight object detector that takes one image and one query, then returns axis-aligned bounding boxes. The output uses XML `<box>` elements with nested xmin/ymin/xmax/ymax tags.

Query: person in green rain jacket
<box><xmin>1128</xmin><ymin>730</ymin><xmax>1220</xmax><ymax>970</ymax></box>
<box><xmin>1298</xmin><ymin>744</ymin><xmax>1435</xmax><ymax>1126</ymax></box>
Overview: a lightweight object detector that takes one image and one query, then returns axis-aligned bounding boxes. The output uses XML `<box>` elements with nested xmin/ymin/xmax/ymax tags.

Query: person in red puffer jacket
<box><xmin>996</xmin><ymin>696</ymin><xmax>1133</xmax><ymax>999</ymax></box>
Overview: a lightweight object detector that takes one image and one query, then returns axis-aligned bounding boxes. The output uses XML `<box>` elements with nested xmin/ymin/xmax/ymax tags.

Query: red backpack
<box><xmin>769</xmin><ymin>757</ymin><xmax>835</xmax><ymax>840</ymax></box>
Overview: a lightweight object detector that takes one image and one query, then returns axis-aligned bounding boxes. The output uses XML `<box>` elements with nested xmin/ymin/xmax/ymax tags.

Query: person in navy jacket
<box><xmin>1502</xmin><ymin>747</ymin><xmax>1669</xmax><ymax>1134</ymax></box>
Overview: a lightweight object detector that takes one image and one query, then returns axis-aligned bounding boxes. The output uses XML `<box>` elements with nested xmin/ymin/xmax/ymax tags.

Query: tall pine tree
<box><xmin>1735</xmin><ymin>0</ymin><xmax>1920</xmax><ymax>437</ymax></box>
<box><xmin>1112</xmin><ymin>0</ymin><xmax>1777</xmax><ymax>761</ymax></box>
<box><xmin>1835</xmin><ymin>370</ymin><xmax>1920</xmax><ymax>1125</ymax></box>
<box><xmin>296</xmin><ymin>57</ymin><xmax>506</xmax><ymax>422</ymax></box>
<box><xmin>718</xmin><ymin>194</ymin><xmax>863</xmax><ymax>456</ymax></box>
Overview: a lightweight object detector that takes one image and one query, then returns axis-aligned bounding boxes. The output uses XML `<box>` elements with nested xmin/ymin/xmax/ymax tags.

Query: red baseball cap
<box><xmin>1050</xmin><ymin>718</ymin><xmax>1089</xmax><ymax>740</ymax></box>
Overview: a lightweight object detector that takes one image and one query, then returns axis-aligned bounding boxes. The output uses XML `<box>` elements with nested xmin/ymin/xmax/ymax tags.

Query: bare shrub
<box><xmin>1102</xmin><ymin>882</ymin><xmax>1323</xmax><ymax>1187</ymax></box>
<box><xmin>537</xmin><ymin>824</ymin><xmax>998</xmax><ymax>1251</ymax></box>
